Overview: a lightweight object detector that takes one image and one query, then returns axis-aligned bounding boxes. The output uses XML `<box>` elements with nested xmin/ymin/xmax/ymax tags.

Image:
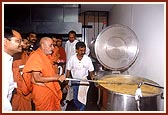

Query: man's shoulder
<box><xmin>83</xmin><ymin>54</ymin><xmax>90</xmax><ymax>58</ymax></box>
<box><xmin>27</xmin><ymin>49</ymin><xmax>42</xmax><ymax>61</ymax></box>
<box><xmin>65</xmin><ymin>40</ymin><xmax>70</xmax><ymax>44</ymax></box>
<box><xmin>83</xmin><ymin>55</ymin><xmax>92</xmax><ymax>61</ymax></box>
<box><xmin>70</xmin><ymin>54</ymin><xmax>76</xmax><ymax>59</ymax></box>
<box><xmin>68</xmin><ymin>54</ymin><xmax>77</xmax><ymax>61</ymax></box>
<box><xmin>74</xmin><ymin>39</ymin><xmax>79</xmax><ymax>43</ymax></box>
<box><xmin>59</xmin><ymin>46</ymin><xmax>65</xmax><ymax>50</ymax></box>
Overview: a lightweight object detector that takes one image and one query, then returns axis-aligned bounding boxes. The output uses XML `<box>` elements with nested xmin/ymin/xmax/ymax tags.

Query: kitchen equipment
<box><xmin>66</xmin><ymin>77</ymin><xmax>136</xmax><ymax>85</ymax></box>
<box><xmin>94</xmin><ymin>24</ymin><xmax>163</xmax><ymax>111</ymax></box>
<box><xmin>98</xmin><ymin>75</ymin><xmax>163</xmax><ymax>111</ymax></box>
<box><xmin>89</xmin><ymin>39</ymin><xmax>97</xmax><ymax>60</ymax></box>
<box><xmin>95</xmin><ymin>24</ymin><xmax>139</xmax><ymax>72</ymax></box>
<box><xmin>58</xmin><ymin>66</ymin><xmax>63</xmax><ymax>75</ymax></box>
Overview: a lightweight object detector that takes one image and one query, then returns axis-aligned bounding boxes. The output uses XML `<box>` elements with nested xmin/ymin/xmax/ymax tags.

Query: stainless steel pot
<box><xmin>94</xmin><ymin>24</ymin><xmax>163</xmax><ymax>111</ymax></box>
<box><xmin>98</xmin><ymin>75</ymin><xmax>163</xmax><ymax>111</ymax></box>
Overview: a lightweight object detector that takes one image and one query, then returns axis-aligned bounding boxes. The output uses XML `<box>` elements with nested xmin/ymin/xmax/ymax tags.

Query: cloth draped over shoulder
<box><xmin>22</xmin><ymin>48</ymin><xmax>62</xmax><ymax>111</ymax></box>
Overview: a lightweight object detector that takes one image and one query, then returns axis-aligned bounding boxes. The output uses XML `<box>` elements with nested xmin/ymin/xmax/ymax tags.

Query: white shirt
<box><xmin>65</xmin><ymin>39</ymin><xmax>79</xmax><ymax>62</ymax></box>
<box><xmin>3</xmin><ymin>52</ymin><xmax>17</xmax><ymax>111</ymax></box>
<box><xmin>66</xmin><ymin>54</ymin><xmax>94</xmax><ymax>79</ymax></box>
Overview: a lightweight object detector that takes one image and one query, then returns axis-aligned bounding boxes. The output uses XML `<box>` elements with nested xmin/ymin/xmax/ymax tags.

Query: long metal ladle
<box><xmin>66</xmin><ymin>78</ymin><xmax>136</xmax><ymax>85</ymax></box>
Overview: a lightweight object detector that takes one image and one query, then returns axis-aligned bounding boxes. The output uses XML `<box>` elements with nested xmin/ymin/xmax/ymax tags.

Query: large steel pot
<box><xmin>98</xmin><ymin>75</ymin><xmax>163</xmax><ymax>111</ymax></box>
<box><xmin>94</xmin><ymin>24</ymin><xmax>163</xmax><ymax>111</ymax></box>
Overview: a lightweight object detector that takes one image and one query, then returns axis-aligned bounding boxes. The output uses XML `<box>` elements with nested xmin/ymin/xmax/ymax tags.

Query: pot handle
<box><xmin>58</xmin><ymin>66</ymin><xmax>63</xmax><ymax>75</ymax></box>
<box><xmin>112</xmin><ymin>71</ymin><xmax>120</xmax><ymax>74</ymax></box>
<box><xmin>135</xmin><ymin>87</ymin><xmax>142</xmax><ymax>111</ymax></box>
<box><xmin>161</xmin><ymin>92</ymin><xmax>164</xmax><ymax>99</ymax></box>
<box><xmin>143</xmin><ymin>82</ymin><xmax>164</xmax><ymax>89</ymax></box>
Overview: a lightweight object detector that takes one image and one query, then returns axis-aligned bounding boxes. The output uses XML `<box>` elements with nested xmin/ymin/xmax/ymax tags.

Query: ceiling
<box><xmin>80</xmin><ymin>4</ymin><xmax>113</xmax><ymax>13</ymax></box>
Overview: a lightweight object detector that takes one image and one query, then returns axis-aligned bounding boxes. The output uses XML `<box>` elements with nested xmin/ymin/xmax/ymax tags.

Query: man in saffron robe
<box><xmin>56</xmin><ymin>37</ymin><xmax>66</xmax><ymax>75</ymax></box>
<box><xmin>11</xmin><ymin>38</ymin><xmax>32</xmax><ymax>111</ymax></box>
<box><xmin>22</xmin><ymin>37</ymin><xmax>66</xmax><ymax>111</ymax></box>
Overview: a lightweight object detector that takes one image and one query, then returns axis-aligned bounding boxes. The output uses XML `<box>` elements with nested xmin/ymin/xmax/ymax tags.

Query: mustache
<box><xmin>18</xmin><ymin>45</ymin><xmax>22</xmax><ymax>48</ymax></box>
<box><xmin>81</xmin><ymin>53</ymin><xmax>85</xmax><ymax>55</ymax></box>
<box><xmin>31</xmin><ymin>39</ymin><xmax>37</xmax><ymax>42</ymax></box>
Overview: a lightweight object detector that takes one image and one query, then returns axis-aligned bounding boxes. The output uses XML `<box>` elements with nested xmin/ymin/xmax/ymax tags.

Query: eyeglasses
<box><xmin>9</xmin><ymin>37</ymin><xmax>22</xmax><ymax>44</ymax></box>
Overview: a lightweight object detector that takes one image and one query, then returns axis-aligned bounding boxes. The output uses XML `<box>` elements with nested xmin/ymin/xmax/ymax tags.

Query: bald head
<box><xmin>40</xmin><ymin>37</ymin><xmax>52</xmax><ymax>45</ymax></box>
<box><xmin>39</xmin><ymin>37</ymin><xmax>54</xmax><ymax>55</ymax></box>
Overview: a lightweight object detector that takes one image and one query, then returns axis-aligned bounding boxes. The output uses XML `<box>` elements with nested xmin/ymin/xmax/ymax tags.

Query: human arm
<box><xmin>89</xmin><ymin>71</ymin><xmax>95</xmax><ymax>80</ymax></box>
<box><xmin>88</xmin><ymin>57</ymin><xmax>95</xmax><ymax>80</ymax></box>
<box><xmin>65</xmin><ymin>70</ymin><xmax>71</xmax><ymax>89</ymax></box>
<box><xmin>32</xmin><ymin>71</ymin><xmax>65</xmax><ymax>83</ymax></box>
<box><xmin>66</xmin><ymin>70</ymin><xmax>71</xmax><ymax>78</ymax></box>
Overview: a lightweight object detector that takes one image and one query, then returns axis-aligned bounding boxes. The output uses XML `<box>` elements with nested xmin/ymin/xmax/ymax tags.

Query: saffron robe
<box><xmin>51</xmin><ymin>46</ymin><xmax>60</xmax><ymax>63</ymax></box>
<box><xmin>58</xmin><ymin>47</ymin><xmax>66</xmax><ymax>62</ymax></box>
<box><xmin>12</xmin><ymin>52</ymin><xmax>32</xmax><ymax>111</ymax></box>
<box><xmin>49</xmin><ymin>46</ymin><xmax>60</xmax><ymax>74</ymax></box>
<box><xmin>22</xmin><ymin>48</ymin><xmax>62</xmax><ymax>111</ymax></box>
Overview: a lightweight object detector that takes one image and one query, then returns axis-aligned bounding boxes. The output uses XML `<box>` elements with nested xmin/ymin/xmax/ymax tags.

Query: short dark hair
<box><xmin>76</xmin><ymin>42</ymin><xmax>86</xmax><ymax>50</ymax></box>
<box><xmin>57</xmin><ymin>37</ymin><xmax>63</xmax><ymax>41</ymax></box>
<box><xmin>27</xmin><ymin>31</ymin><xmax>36</xmax><ymax>37</ymax></box>
<box><xmin>4</xmin><ymin>28</ymin><xmax>13</xmax><ymax>40</ymax></box>
<box><xmin>57</xmin><ymin>35</ymin><xmax>63</xmax><ymax>40</ymax></box>
<box><xmin>28</xmin><ymin>32</ymin><xmax>36</xmax><ymax>35</ymax></box>
<box><xmin>68</xmin><ymin>30</ymin><xmax>76</xmax><ymax>36</ymax></box>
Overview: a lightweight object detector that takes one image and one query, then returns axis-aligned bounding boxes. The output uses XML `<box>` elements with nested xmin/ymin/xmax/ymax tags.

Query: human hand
<box><xmin>65</xmin><ymin>84</ymin><xmax>70</xmax><ymax>90</ymax></box>
<box><xmin>58</xmin><ymin>74</ymin><xmax>66</xmax><ymax>82</ymax></box>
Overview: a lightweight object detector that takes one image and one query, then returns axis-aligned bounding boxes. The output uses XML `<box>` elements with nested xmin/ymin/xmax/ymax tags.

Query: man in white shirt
<box><xmin>66</xmin><ymin>42</ymin><xmax>95</xmax><ymax>111</ymax></box>
<box><xmin>3</xmin><ymin>28</ymin><xmax>22</xmax><ymax>111</ymax></box>
<box><xmin>65</xmin><ymin>30</ymin><xmax>79</xmax><ymax>62</ymax></box>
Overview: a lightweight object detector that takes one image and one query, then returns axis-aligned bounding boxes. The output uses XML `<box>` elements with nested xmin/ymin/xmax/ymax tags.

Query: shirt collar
<box><xmin>4</xmin><ymin>52</ymin><xmax>13</xmax><ymax>62</ymax></box>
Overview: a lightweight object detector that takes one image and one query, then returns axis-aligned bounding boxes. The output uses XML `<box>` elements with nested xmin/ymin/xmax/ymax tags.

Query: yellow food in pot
<box><xmin>98</xmin><ymin>75</ymin><xmax>161</xmax><ymax>96</ymax></box>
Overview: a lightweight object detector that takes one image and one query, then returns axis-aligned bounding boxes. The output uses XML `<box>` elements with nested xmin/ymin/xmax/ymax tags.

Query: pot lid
<box><xmin>95</xmin><ymin>24</ymin><xmax>139</xmax><ymax>71</ymax></box>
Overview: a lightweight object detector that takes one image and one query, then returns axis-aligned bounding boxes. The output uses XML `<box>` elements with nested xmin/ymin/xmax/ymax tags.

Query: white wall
<box><xmin>108</xmin><ymin>4</ymin><xmax>165</xmax><ymax>111</ymax></box>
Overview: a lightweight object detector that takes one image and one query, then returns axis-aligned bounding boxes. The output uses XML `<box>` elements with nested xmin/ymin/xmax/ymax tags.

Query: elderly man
<box><xmin>22</xmin><ymin>37</ymin><xmax>66</xmax><ymax>111</ymax></box>
<box><xmin>3</xmin><ymin>28</ymin><xmax>22</xmax><ymax>111</ymax></box>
